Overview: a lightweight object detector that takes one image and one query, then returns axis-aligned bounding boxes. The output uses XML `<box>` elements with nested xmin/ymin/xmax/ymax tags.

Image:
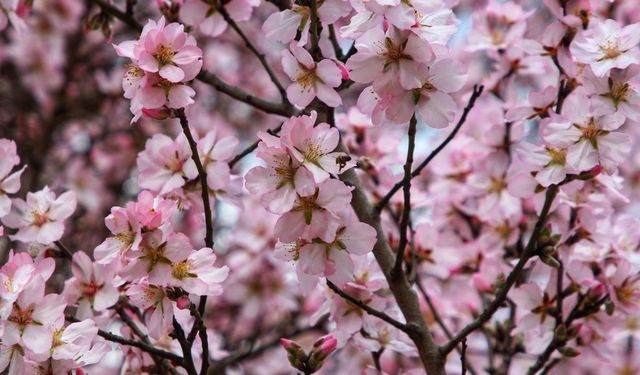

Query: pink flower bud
<box><xmin>313</xmin><ymin>335</ymin><xmax>337</xmax><ymax>355</ymax></box>
<box><xmin>142</xmin><ymin>107</ymin><xmax>171</xmax><ymax>120</ymax></box>
<box><xmin>335</xmin><ymin>61</ymin><xmax>350</xmax><ymax>81</ymax></box>
<box><xmin>176</xmin><ymin>296</ymin><xmax>191</xmax><ymax>310</ymax></box>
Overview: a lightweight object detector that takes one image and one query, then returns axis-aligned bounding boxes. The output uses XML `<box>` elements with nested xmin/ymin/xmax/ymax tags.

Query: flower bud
<box><xmin>307</xmin><ymin>335</ymin><xmax>337</xmax><ymax>373</ymax></box>
<box><xmin>176</xmin><ymin>296</ymin><xmax>191</xmax><ymax>310</ymax></box>
<box><xmin>280</xmin><ymin>338</ymin><xmax>306</xmax><ymax>372</ymax></box>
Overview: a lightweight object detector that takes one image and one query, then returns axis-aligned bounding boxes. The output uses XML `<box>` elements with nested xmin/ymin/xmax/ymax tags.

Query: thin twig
<box><xmin>65</xmin><ymin>315</ymin><xmax>184</xmax><ymax>364</ymax></box>
<box><xmin>176</xmin><ymin>110</ymin><xmax>213</xmax><ymax>375</ymax></box>
<box><xmin>54</xmin><ymin>240</ymin><xmax>74</xmax><ymax>259</ymax></box>
<box><xmin>228</xmin><ymin>123</ymin><xmax>283</xmax><ymax>168</ymax></box>
<box><xmin>173</xmin><ymin>318</ymin><xmax>199</xmax><ymax>375</ymax></box>
<box><xmin>218</xmin><ymin>7</ymin><xmax>288</xmax><ymax>102</ymax></box>
<box><xmin>376</xmin><ymin>85</ymin><xmax>484</xmax><ymax>212</ymax></box>
<box><xmin>326</xmin><ymin>280</ymin><xmax>408</xmax><ymax>332</ymax></box>
<box><xmin>394</xmin><ymin>114</ymin><xmax>417</xmax><ymax>276</ymax></box>
<box><xmin>461</xmin><ymin>338</ymin><xmax>468</xmax><ymax>375</ymax></box>
<box><xmin>441</xmin><ymin>184</ymin><xmax>559</xmax><ymax>354</ymax></box>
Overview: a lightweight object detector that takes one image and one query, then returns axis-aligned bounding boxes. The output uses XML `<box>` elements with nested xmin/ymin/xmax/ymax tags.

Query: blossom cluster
<box><xmin>114</xmin><ymin>17</ymin><xmax>203</xmax><ymax>122</ymax></box>
<box><xmin>3</xmin><ymin>0</ymin><xmax>640</xmax><ymax>374</ymax></box>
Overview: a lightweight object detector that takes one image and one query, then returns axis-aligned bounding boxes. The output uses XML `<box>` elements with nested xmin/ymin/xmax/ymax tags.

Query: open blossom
<box><xmin>180</xmin><ymin>0</ymin><xmax>258</xmax><ymax>37</ymax></box>
<box><xmin>515</xmin><ymin>141</ymin><xmax>573</xmax><ymax>187</ymax></box>
<box><xmin>274</xmin><ymin>179</ymin><xmax>353</xmax><ymax>243</ymax></box>
<box><xmin>0</xmin><ymin>139</ymin><xmax>25</xmax><ymax>219</ymax></box>
<box><xmin>582</xmin><ymin>65</ymin><xmax>640</xmax><ymax>122</ymax></box>
<box><xmin>570</xmin><ymin>19</ymin><xmax>640</xmax><ymax>77</ymax></box>
<box><xmin>2</xmin><ymin>186</ymin><xmax>76</xmax><ymax>244</ymax></box>
<box><xmin>291</xmin><ymin>219</ymin><xmax>376</xmax><ymax>286</ymax></box>
<box><xmin>121</xmin><ymin>230</ymin><xmax>193</xmax><ymax>285</ymax></box>
<box><xmin>137</xmin><ymin>133</ymin><xmax>198</xmax><ymax>195</ymax></box>
<box><xmin>283</xmin><ymin>112</ymin><xmax>355</xmax><ymax>182</ymax></box>
<box><xmin>0</xmin><ymin>252</ymin><xmax>54</xmax><ymax>319</ymax></box>
<box><xmin>63</xmin><ymin>251</ymin><xmax>119</xmax><ymax>318</ymax></box>
<box><xmin>347</xmin><ymin>26</ymin><xmax>434</xmax><ymax>90</ymax></box>
<box><xmin>168</xmin><ymin>247</ymin><xmax>229</xmax><ymax>295</ymax></box>
<box><xmin>365</xmin><ymin>57</ymin><xmax>467</xmax><ymax>127</ymax></box>
<box><xmin>135</xmin><ymin>17</ymin><xmax>203</xmax><ymax>83</ymax></box>
<box><xmin>541</xmin><ymin>94</ymin><xmax>631</xmax><ymax>174</ymax></box>
<box><xmin>245</xmin><ymin>131</ymin><xmax>316</xmax><ymax>214</ymax></box>
<box><xmin>113</xmin><ymin>17</ymin><xmax>202</xmax><ymax>120</ymax></box>
<box><xmin>127</xmin><ymin>283</ymin><xmax>174</xmax><ymax>339</ymax></box>
<box><xmin>2</xmin><ymin>276</ymin><xmax>66</xmax><ymax>356</ymax></box>
<box><xmin>94</xmin><ymin>203</ymin><xmax>141</xmax><ymax>265</ymax></box>
<box><xmin>198</xmin><ymin>129</ymin><xmax>238</xmax><ymax>191</ymax></box>
<box><xmin>282</xmin><ymin>43</ymin><xmax>343</xmax><ymax>108</ymax></box>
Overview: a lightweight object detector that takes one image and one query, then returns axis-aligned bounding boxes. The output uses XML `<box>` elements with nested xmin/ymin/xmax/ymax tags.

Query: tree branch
<box><xmin>376</xmin><ymin>85</ymin><xmax>484</xmax><ymax>212</ymax></box>
<box><xmin>394</xmin><ymin>114</ymin><xmax>417</xmax><ymax>276</ymax></box>
<box><xmin>66</xmin><ymin>315</ymin><xmax>184</xmax><ymax>364</ymax></box>
<box><xmin>441</xmin><ymin>184</ymin><xmax>559</xmax><ymax>354</ymax></box>
<box><xmin>218</xmin><ymin>6</ymin><xmax>288</xmax><ymax>102</ymax></box>
<box><xmin>326</xmin><ymin>280</ymin><xmax>409</xmax><ymax>332</ymax></box>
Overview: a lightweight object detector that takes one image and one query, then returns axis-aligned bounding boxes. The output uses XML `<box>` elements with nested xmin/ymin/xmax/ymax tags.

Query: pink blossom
<box><xmin>137</xmin><ymin>133</ymin><xmax>198</xmax><ymax>195</ymax></box>
<box><xmin>541</xmin><ymin>94</ymin><xmax>631</xmax><ymax>174</ymax></box>
<box><xmin>168</xmin><ymin>247</ymin><xmax>229</xmax><ymax>295</ymax></box>
<box><xmin>346</xmin><ymin>26</ymin><xmax>434</xmax><ymax>90</ymax></box>
<box><xmin>181</xmin><ymin>0</ymin><xmax>258</xmax><ymax>37</ymax></box>
<box><xmin>0</xmin><ymin>139</ymin><xmax>25</xmax><ymax>219</ymax></box>
<box><xmin>274</xmin><ymin>179</ymin><xmax>353</xmax><ymax>243</ymax></box>
<box><xmin>282</xmin><ymin>43</ymin><xmax>343</xmax><ymax>108</ymax></box>
<box><xmin>283</xmin><ymin>112</ymin><xmax>355</xmax><ymax>182</ymax></box>
<box><xmin>244</xmin><ymin>132</ymin><xmax>316</xmax><ymax>214</ymax></box>
<box><xmin>262</xmin><ymin>6</ymin><xmax>311</xmax><ymax>45</ymax></box>
<box><xmin>2</xmin><ymin>276</ymin><xmax>66</xmax><ymax>356</ymax></box>
<box><xmin>2</xmin><ymin>186</ymin><xmax>77</xmax><ymax>244</ymax></box>
<box><xmin>127</xmin><ymin>283</ymin><xmax>174</xmax><ymax>339</ymax></box>
<box><xmin>198</xmin><ymin>129</ymin><xmax>238</xmax><ymax>191</ymax></box>
<box><xmin>94</xmin><ymin>203</ymin><xmax>142</xmax><ymax>265</ymax></box>
<box><xmin>570</xmin><ymin>19</ymin><xmax>640</xmax><ymax>77</ymax></box>
<box><xmin>63</xmin><ymin>251</ymin><xmax>119</xmax><ymax>318</ymax></box>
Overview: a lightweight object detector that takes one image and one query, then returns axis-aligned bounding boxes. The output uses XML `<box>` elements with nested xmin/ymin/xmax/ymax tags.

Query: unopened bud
<box><xmin>541</xmin><ymin>245</ymin><xmax>556</xmax><ymax>256</ymax></box>
<box><xmin>558</xmin><ymin>347</ymin><xmax>580</xmax><ymax>357</ymax></box>
<box><xmin>307</xmin><ymin>335</ymin><xmax>337</xmax><ymax>373</ymax></box>
<box><xmin>540</xmin><ymin>254</ymin><xmax>560</xmax><ymax>268</ymax></box>
<box><xmin>142</xmin><ymin>107</ymin><xmax>171</xmax><ymax>120</ymax></box>
<box><xmin>176</xmin><ymin>296</ymin><xmax>191</xmax><ymax>310</ymax></box>
<box><xmin>280</xmin><ymin>338</ymin><xmax>306</xmax><ymax>372</ymax></box>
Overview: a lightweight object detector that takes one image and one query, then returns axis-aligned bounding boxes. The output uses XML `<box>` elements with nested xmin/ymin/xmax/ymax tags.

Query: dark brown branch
<box><xmin>441</xmin><ymin>184</ymin><xmax>559</xmax><ymax>354</ymax></box>
<box><xmin>176</xmin><ymin>110</ymin><xmax>212</xmax><ymax>375</ymax></box>
<box><xmin>66</xmin><ymin>315</ymin><xmax>184</xmax><ymax>364</ymax></box>
<box><xmin>173</xmin><ymin>318</ymin><xmax>198</xmax><ymax>375</ymax></box>
<box><xmin>55</xmin><ymin>240</ymin><xmax>74</xmax><ymax>259</ymax></box>
<box><xmin>394</xmin><ymin>114</ymin><xmax>417</xmax><ymax>276</ymax></box>
<box><xmin>326</xmin><ymin>280</ymin><xmax>408</xmax><ymax>332</ymax></box>
<box><xmin>228</xmin><ymin>123</ymin><xmax>283</xmax><ymax>168</ymax></box>
<box><xmin>197</xmin><ymin>71</ymin><xmax>296</xmax><ymax>117</ymax></box>
<box><xmin>218</xmin><ymin>7</ymin><xmax>288</xmax><ymax>102</ymax></box>
<box><xmin>376</xmin><ymin>85</ymin><xmax>484</xmax><ymax>212</ymax></box>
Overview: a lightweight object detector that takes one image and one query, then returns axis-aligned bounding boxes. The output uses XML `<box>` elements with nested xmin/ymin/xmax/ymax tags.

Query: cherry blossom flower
<box><xmin>282</xmin><ymin>43</ymin><xmax>343</xmax><ymax>108</ymax></box>
<box><xmin>2</xmin><ymin>276</ymin><xmax>66</xmax><ymax>356</ymax></box>
<box><xmin>541</xmin><ymin>94</ymin><xmax>631</xmax><ymax>174</ymax></box>
<box><xmin>346</xmin><ymin>26</ymin><xmax>434</xmax><ymax>90</ymax></box>
<box><xmin>570</xmin><ymin>19</ymin><xmax>640</xmax><ymax>77</ymax></box>
<box><xmin>274</xmin><ymin>179</ymin><xmax>353</xmax><ymax>243</ymax></box>
<box><xmin>127</xmin><ymin>282</ymin><xmax>174</xmax><ymax>339</ymax></box>
<box><xmin>137</xmin><ymin>133</ymin><xmax>198</xmax><ymax>195</ymax></box>
<box><xmin>181</xmin><ymin>0</ymin><xmax>258</xmax><ymax>37</ymax></box>
<box><xmin>2</xmin><ymin>186</ymin><xmax>77</xmax><ymax>244</ymax></box>
<box><xmin>283</xmin><ymin>112</ymin><xmax>355</xmax><ymax>182</ymax></box>
<box><xmin>63</xmin><ymin>252</ymin><xmax>119</xmax><ymax>318</ymax></box>
<box><xmin>168</xmin><ymin>247</ymin><xmax>229</xmax><ymax>295</ymax></box>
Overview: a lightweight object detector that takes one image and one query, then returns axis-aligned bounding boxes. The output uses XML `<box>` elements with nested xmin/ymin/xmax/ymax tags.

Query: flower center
<box><xmin>8</xmin><ymin>305</ymin><xmax>34</xmax><ymax>326</ymax></box>
<box><xmin>155</xmin><ymin>44</ymin><xmax>176</xmax><ymax>66</ymax></box>
<box><xmin>547</xmin><ymin>147</ymin><xmax>566</xmax><ymax>166</ymax></box>
<box><xmin>81</xmin><ymin>281</ymin><xmax>101</xmax><ymax>297</ymax></box>
<box><xmin>171</xmin><ymin>261</ymin><xmax>193</xmax><ymax>280</ymax></box>
<box><xmin>599</xmin><ymin>40</ymin><xmax>622</xmax><ymax>60</ymax></box>
<box><xmin>296</xmin><ymin>67</ymin><xmax>317</xmax><ymax>89</ymax></box>
<box><xmin>488</xmin><ymin>177</ymin><xmax>507</xmax><ymax>193</ymax></box>
<box><xmin>31</xmin><ymin>210</ymin><xmax>50</xmax><ymax>227</ymax></box>
<box><xmin>608</xmin><ymin>81</ymin><xmax>631</xmax><ymax>107</ymax></box>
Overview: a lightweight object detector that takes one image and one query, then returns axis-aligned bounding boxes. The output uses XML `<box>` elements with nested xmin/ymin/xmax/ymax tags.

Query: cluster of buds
<box><xmin>536</xmin><ymin>225</ymin><xmax>562</xmax><ymax>268</ymax></box>
<box><xmin>280</xmin><ymin>335</ymin><xmax>337</xmax><ymax>374</ymax></box>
